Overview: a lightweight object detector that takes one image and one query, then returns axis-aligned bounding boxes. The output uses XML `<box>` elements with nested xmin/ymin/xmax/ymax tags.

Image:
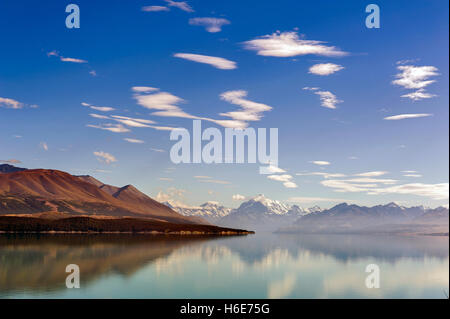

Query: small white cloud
<box><xmin>111</xmin><ymin>115</ymin><xmax>155</xmax><ymax>127</ymax></box>
<box><xmin>308</xmin><ymin>63</ymin><xmax>344</xmax><ymax>76</ymax></box>
<box><xmin>174</xmin><ymin>53</ymin><xmax>237</xmax><ymax>70</ymax></box>
<box><xmin>393</xmin><ymin>65</ymin><xmax>439</xmax><ymax>90</ymax></box>
<box><xmin>232</xmin><ymin>194</ymin><xmax>246</xmax><ymax>201</ymax></box>
<box><xmin>401</xmin><ymin>89</ymin><xmax>436</xmax><ymax>101</ymax></box>
<box><xmin>89</xmin><ymin>113</ymin><xmax>110</xmax><ymax>119</ymax></box>
<box><xmin>159</xmin><ymin>177</ymin><xmax>174</xmax><ymax>181</ymax></box>
<box><xmin>60</xmin><ymin>57</ymin><xmax>87</xmax><ymax>63</ymax></box>
<box><xmin>392</xmin><ymin>64</ymin><xmax>439</xmax><ymax>100</ymax></box>
<box><xmin>296</xmin><ymin>172</ymin><xmax>346</xmax><ymax>178</ymax></box>
<box><xmin>0</xmin><ymin>97</ymin><xmax>24</xmax><ymax>109</ymax></box>
<box><xmin>244</xmin><ymin>31</ymin><xmax>347</xmax><ymax>58</ymax></box>
<box><xmin>355</xmin><ymin>171</ymin><xmax>388</xmax><ymax>177</ymax></box>
<box><xmin>47</xmin><ymin>51</ymin><xmax>87</xmax><ymax>63</ymax></box>
<box><xmin>89</xmin><ymin>70</ymin><xmax>97</xmax><ymax>77</ymax></box>
<box><xmin>198</xmin><ymin>179</ymin><xmax>231</xmax><ymax>185</ymax></box>
<box><xmin>384</xmin><ymin>113</ymin><xmax>432</xmax><ymax>120</ymax></box>
<box><xmin>310</xmin><ymin>161</ymin><xmax>330</xmax><ymax>166</ymax></box>
<box><xmin>314</xmin><ymin>90</ymin><xmax>342</xmax><ymax>109</ymax></box>
<box><xmin>369</xmin><ymin>183</ymin><xmax>449</xmax><ymax>200</ymax></box>
<box><xmin>124</xmin><ymin>138</ymin><xmax>145</xmax><ymax>144</ymax></box>
<box><xmin>132</xmin><ymin>86</ymin><xmax>159</xmax><ymax>93</ymax></box>
<box><xmin>141</xmin><ymin>6</ymin><xmax>170</xmax><ymax>12</ymax></box>
<box><xmin>82</xmin><ymin>102</ymin><xmax>115</xmax><ymax>112</ymax></box>
<box><xmin>194</xmin><ymin>176</ymin><xmax>212</xmax><ymax>179</ymax></box>
<box><xmin>164</xmin><ymin>0</ymin><xmax>194</xmax><ymax>12</ymax></box>
<box><xmin>93</xmin><ymin>151</ymin><xmax>117</xmax><ymax>164</ymax></box>
<box><xmin>150</xmin><ymin>148</ymin><xmax>166</xmax><ymax>153</ymax></box>
<box><xmin>264</xmin><ymin>166</ymin><xmax>286</xmax><ymax>174</ymax></box>
<box><xmin>267</xmin><ymin>174</ymin><xmax>293</xmax><ymax>182</ymax></box>
<box><xmin>283</xmin><ymin>181</ymin><xmax>298</xmax><ymax>188</ymax></box>
<box><xmin>189</xmin><ymin>17</ymin><xmax>230</xmax><ymax>33</ymax></box>
<box><xmin>403</xmin><ymin>174</ymin><xmax>422</xmax><ymax>178</ymax></box>
<box><xmin>219</xmin><ymin>90</ymin><xmax>272</xmax><ymax>126</ymax></box>
<box><xmin>87</xmin><ymin>123</ymin><xmax>131</xmax><ymax>133</ymax></box>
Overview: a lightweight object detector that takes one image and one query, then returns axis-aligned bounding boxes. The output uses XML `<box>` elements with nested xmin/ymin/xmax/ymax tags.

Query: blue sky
<box><xmin>0</xmin><ymin>0</ymin><xmax>448</xmax><ymax>208</ymax></box>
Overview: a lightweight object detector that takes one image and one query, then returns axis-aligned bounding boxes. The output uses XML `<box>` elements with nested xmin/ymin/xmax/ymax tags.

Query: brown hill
<box><xmin>0</xmin><ymin>169</ymin><xmax>203</xmax><ymax>224</ymax></box>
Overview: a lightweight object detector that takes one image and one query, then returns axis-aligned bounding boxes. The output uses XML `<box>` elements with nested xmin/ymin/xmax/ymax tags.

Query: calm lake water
<box><xmin>0</xmin><ymin>233</ymin><xmax>448</xmax><ymax>298</ymax></box>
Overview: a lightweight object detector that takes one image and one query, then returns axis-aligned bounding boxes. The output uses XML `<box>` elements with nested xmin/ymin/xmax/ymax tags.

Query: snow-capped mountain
<box><xmin>165</xmin><ymin>201</ymin><xmax>232</xmax><ymax>224</ymax></box>
<box><xmin>163</xmin><ymin>195</ymin><xmax>322</xmax><ymax>231</ymax></box>
<box><xmin>219</xmin><ymin>195</ymin><xmax>321</xmax><ymax>231</ymax></box>
<box><xmin>279</xmin><ymin>202</ymin><xmax>449</xmax><ymax>235</ymax></box>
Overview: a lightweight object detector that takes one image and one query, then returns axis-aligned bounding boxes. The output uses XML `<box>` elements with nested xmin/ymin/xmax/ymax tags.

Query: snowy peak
<box><xmin>237</xmin><ymin>194</ymin><xmax>291</xmax><ymax>216</ymax></box>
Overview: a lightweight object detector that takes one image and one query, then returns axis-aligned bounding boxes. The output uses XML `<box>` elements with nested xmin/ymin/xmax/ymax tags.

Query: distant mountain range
<box><xmin>167</xmin><ymin>194</ymin><xmax>448</xmax><ymax>235</ymax></box>
<box><xmin>279</xmin><ymin>202</ymin><xmax>449</xmax><ymax>235</ymax></box>
<box><xmin>167</xmin><ymin>194</ymin><xmax>323</xmax><ymax>231</ymax></box>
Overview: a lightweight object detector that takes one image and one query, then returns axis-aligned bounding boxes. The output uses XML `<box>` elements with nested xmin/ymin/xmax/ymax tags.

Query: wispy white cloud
<box><xmin>87</xmin><ymin>123</ymin><xmax>130</xmax><ymax>133</ymax></box>
<box><xmin>124</xmin><ymin>138</ymin><xmax>145</xmax><ymax>144</ymax></box>
<box><xmin>219</xmin><ymin>90</ymin><xmax>272</xmax><ymax>126</ymax></box>
<box><xmin>384</xmin><ymin>113</ymin><xmax>432</xmax><ymax>120</ymax></box>
<box><xmin>232</xmin><ymin>194</ymin><xmax>246</xmax><ymax>201</ymax></box>
<box><xmin>133</xmin><ymin>87</ymin><xmax>197</xmax><ymax>119</ymax></box>
<box><xmin>150</xmin><ymin>148</ymin><xmax>166</xmax><ymax>153</ymax></box>
<box><xmin>174</xmin><ymin>53</ymin><xmax>237</xmax><ymax>69</ymax></box>
<box><xmin>401</xmin><ymin>89</ymin><xmax>436</xmax><ymax>101</ymax></box>
<box><xmin>0</xmin><ymin>97</ymin><xmax>24</xmax><ymax>109</ymax></box>
<box><xmin>267</xmin><ymin>174</ymin><xmax>298</xmax><ymax>188</ymax></box>
<box><xmin>303</xmin><ymin>87</ymin><xmax>342</xmax><ymax>109</ymax></box>
<box><xmin>355</xmin><ymin>171</ymin><xmax>388</xmax><ymax>177</ymax></box>
<box><xmin>310</xmin><ymin>161</ymin><xmax>330</xmax><ymax>166</ymax></box>
<box><xmin>198</xmin><ymin>179</ymin><xmax>231</xmax><ymax>185</ymax></box>
<box><xmin>393</xmin><ymin>65</ymin><xmax>439</xmax><ymax>89</ymax></box>
<box><xmin>315</xmin><ymin>90</ymin><xmax>341</xmax><ymax>109</ymax></box>
<box><xmin>93</xmin><ymin>151</ymin><xmax>117</xmax><ymax>164</ymax></box>
<box><xmin>164</xmin><ymin>0</ymin><xmax>194</xmax><ymax>12</ymax></box>
<box><xmin>48</xmin><ymin>51</ymin><xmax>87</xmax><ymax>63</ymax></box>
<box><xmin>89</xmin><ymin>113</ymin><xmax>110</xmax><ymax>119</ymax></box>
<box><xmin>189</xmin><ymin>17</ymin><xmax>230</xmax><ymax>33</ymax></box>
<box><xmin>404</xmin><ymin>174</ymin><xmax>422</xmax><ymax>178</ymax></box>
<box><xmin>60</xmin><ymin>57</ymin><xmax>87</xmax><ymax>63</ymax></box>
<box><xmin>244</xmin><ymin>31</ymin><xmax>347</xmax><ymax>58</ymax></box>
<box><xmin>132</xmin><ymin>86</ymin><xmax>159</xmax><ymax>93</ymax></box>
<box><xmin>82</xmin><ymin>102</ymin><xmax>115</xmax><ymax>112</ymax></box>
<box><xmin>308</xmin><ymin>63</ymin><xmax>344</xmax><ymax>76</ymax></box>
<box><xmin>392</xmin><ymin>64</ymin><xmax>439</xmax><ymax>100</ymax></box>
<box><xmin>111</xmin><ymin>115</ymin><xmax>155</xmax><ymax>127</ymax></box>
<box><xmin>142</xmin><ymin>6</ymin><xmax>170</xmax><ymax>12</ymax></box>
<box><xmin>368</xmin><ymin>183</ymin><xmax>449</xmax><ymax>200</ymax></box>
<box><xmin>296</xmin><ymin>172</ymin><xmax>346</xmax><ymax>178</ymax></box>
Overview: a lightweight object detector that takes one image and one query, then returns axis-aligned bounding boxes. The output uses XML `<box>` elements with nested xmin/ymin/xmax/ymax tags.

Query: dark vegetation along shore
<box><xmin>0</xmin><ymin>216</ymin><xmax>254</xmax><ymax>235</ymax></box>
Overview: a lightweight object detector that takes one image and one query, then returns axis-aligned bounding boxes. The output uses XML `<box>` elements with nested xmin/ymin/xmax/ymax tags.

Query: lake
<box><xmin>0</xmin><ymin>233</ymin><xmax>448</xmax><ymax>298</ymax></box>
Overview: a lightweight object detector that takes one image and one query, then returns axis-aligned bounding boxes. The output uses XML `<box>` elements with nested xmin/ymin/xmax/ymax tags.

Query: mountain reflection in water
<box><xmin>0</xmin><ymin>233</ymin><xmax>448</xmax><ymax>298</ymax></box>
